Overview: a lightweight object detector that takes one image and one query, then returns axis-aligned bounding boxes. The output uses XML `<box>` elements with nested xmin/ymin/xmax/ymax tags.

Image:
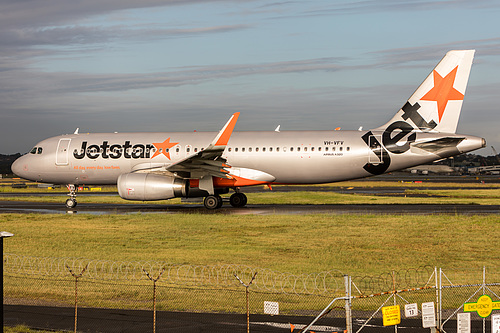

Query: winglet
<box><xmin>210</xmin><ymin>112</ymin><xmax>240</xmax><ymax>148</ymax></box>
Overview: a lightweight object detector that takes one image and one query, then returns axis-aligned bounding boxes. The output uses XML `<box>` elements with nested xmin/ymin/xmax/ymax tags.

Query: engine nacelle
<box><xmin>117</xmin><ymin>173</ymin><xmax>188</xmax><ymax>201</ymax></box>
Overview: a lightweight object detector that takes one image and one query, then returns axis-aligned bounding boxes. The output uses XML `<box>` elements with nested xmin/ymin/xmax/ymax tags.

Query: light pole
<box><xmin>1</xmin><ymin>231</ymin><xmax>14</xmax><ymax>331</ymax></box>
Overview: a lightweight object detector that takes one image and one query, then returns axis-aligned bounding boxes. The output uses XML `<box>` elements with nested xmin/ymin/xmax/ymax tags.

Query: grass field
<box><xmin>2</xmin><ymin>213</ymin><xmax>499</xmax><ymax>276</ymax></box>
<box><xmin>2</xmin><ymin>179</ymin><xmax>499</xmax><ymax>329</ymax></box>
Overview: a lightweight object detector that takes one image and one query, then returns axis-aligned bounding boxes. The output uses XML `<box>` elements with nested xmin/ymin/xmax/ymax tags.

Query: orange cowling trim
<box><xmin>214</xmin><ymin>175</ymin><xmax>271</xmax><ymax>187</ymax></box>
<box><xmin>189</xmin><ymin>176</ymin><xmax>270</xmax><ymax>189</ymax></box>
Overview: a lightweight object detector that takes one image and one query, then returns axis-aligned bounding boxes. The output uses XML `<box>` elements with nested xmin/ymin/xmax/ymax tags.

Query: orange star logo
<box><xmin>151</xmin><ymin>138</ymin><xmax>179</xmax><ymax>159</ymax></box>
<box><xmin>420</xmin><ymin>66</ymin><xmax>464</xmax><ymax>122</ymax></box>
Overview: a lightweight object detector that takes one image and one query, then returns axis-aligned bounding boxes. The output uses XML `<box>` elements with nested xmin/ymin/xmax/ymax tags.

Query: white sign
<box><xmin>405</xmin><ymin>303</ymin><xmax>418</xmax><ymax>318</ymax></box>
<box><xmin>457</xmin><ymin>312</ymin><xmax>470</xmax><ymax>333</ymax></box>
<box><xmin>492</xmin><ymin>314</ymin><xmax>500</xmax><ymax>333</ymax></box>
<box><xmin>264</xmin><ymin>301</ymin><xmax>279</xmax><ymax>315</ymax></box>
<box><xmin>422</xmin><ymin>302</ymin><xmax>436</xmax><ymax>328</ymax></box>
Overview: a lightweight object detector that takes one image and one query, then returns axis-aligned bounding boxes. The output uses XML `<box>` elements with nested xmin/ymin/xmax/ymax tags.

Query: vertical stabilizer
<box><xmin>378</xmin><ymin>50</ymin><xmax>475</xmax><ymax>133</ymax></box>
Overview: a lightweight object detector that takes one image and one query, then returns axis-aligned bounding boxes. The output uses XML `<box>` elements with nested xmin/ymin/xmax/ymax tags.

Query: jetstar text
<box><xmin>73</xmin><ymin>141</ymin><xmax>157</xmax><ymax>160</ymax></box>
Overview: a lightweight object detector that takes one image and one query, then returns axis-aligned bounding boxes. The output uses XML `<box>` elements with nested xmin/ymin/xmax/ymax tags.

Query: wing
<box><xmin>166</xmin><ymin>112</ymin><xmax>239</xmax><ymax>179</ymax></box>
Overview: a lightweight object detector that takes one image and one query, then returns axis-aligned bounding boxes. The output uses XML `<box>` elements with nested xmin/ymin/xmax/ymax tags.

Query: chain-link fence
<box><xmin>4</xmin><ymin>254</ymin><xmax>500</xmax><ymax>332</ymax></box>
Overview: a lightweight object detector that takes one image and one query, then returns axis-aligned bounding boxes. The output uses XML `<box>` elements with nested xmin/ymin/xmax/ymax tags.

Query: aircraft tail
<box><xmin>378</xmin><ymin>50</ymin><xmax>475</xmax><ymax>134</ymax></box>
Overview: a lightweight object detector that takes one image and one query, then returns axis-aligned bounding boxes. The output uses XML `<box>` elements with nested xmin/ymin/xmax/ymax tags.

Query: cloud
<box><xmin>0</xmin><ymin>57</ymin><xmax>347</xmax><ymax>100</ymax></box>
<box><xmin>299</xmin><ymin>0</ymin><xmax>500</xmax><ymax>17</ymax></box>
<box><xmin>0</xmin><ymin>0</ymin><xmax>229</xmax><ymax>29</ymax></box>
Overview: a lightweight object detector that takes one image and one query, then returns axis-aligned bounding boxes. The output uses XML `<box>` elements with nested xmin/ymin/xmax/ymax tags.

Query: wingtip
<box><xmin>213</xmin><ymin>112</ymin><xmax>240</xmax><ymax>147</ymax></box>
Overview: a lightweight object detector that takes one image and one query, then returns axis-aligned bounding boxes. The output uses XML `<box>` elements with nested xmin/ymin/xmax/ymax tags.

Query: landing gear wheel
<box><xmin>204</xmin><ymin>195</ymin><xmax>223</xmax><ymax>210</ymax></box>
<box><xmin>229</xmin><ymin>193</ymin><xmax>247</xmax><ymax>207</ymax></box>
<box><xmin>66</xmin><ymin>184</ymin><xmax>78</xmax><ymax>208</ymax></box>
<box><xmin>65</xmin><ymin>198</ymin><xmax>77</xmax><ymax>209</ymax></box>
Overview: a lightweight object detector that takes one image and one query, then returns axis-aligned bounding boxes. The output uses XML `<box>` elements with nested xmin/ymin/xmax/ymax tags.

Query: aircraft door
<box><xmin>56</xmin><ymin>139</ymin><xmax>71</xmax><ymax>166</ymax></box>
<box><xmin>367</xmin><ymin>135</ymin><xmax>383</xmax><ymax>165</ymax></box>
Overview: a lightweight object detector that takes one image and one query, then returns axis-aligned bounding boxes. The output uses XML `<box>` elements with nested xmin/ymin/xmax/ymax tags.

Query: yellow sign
<box><xmin>383</xmin><ymin>305</ymin><xmax>401</xmax><ymax>326</ymax></box>
<box><xmin>464</xmin><ymin>295</ymin><xmax>500</xmax><ymax>318</ymax></box>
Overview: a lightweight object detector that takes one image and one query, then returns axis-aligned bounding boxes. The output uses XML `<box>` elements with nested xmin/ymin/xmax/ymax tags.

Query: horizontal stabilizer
<box><xmin>411</xmin><ymin>137</ymin><xmax>465</xmax><ymax>153</ymax></box>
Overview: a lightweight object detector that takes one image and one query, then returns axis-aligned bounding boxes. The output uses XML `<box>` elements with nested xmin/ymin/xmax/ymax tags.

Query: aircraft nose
<box><xmin>11</xmin><ymin>156</ymin><xmax>26</xmax><ymax>178</ymax></box>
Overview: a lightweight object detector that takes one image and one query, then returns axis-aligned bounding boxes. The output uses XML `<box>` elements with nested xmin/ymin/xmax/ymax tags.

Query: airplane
<box><xmin>11</xmin><ymin>50</ymin><xmax>486</xmax><ymax>209</ymax></box>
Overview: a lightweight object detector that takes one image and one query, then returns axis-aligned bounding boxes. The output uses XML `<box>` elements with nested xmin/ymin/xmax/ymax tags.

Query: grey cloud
<box><xmin>365</xmin><ymin>39</ymin><xmax>500</xmax><ymax>69</ymax></box>
<box><xmin>0</xmin><ymin>0</ymin><xmax>234</xmax><ymax>29</ymax></box>
<box><xmin>2</xmin><ymin>57</ymin><xmax>346</xmax><ymax>94</ymax></box>
<box><xmin>0</xmin><ymin>24</ymin><xmax>250</xmax><ymax>48</ymax></box>
<box><xmin>300</xmin><ymin>0</ymin><xmax>500</xmax><ymax>17</ymax></box>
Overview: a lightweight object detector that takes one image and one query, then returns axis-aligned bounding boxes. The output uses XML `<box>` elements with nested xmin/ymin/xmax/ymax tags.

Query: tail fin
<box><xmin>378</xmin><ymin>50</ymin><xmax>475</xmax><ymax>133</ymax></box>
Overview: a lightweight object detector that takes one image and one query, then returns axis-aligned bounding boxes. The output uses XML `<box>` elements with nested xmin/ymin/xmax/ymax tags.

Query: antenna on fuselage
<box><xmin>73</xmin><ymin>128</ymin><xmax>79</xmax><ymax>134</ymax></box>
<box><xmin>274</xmin><ymin>125</ymin><xmax>281</xmax><ymax>132</ymax></box>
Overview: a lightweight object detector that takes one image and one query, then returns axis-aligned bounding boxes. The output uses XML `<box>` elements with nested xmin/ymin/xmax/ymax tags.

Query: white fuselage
<box><xmin>12</xmin><ymin>129</ymin><xmax>485</xmax><ymax>186</ymax></box>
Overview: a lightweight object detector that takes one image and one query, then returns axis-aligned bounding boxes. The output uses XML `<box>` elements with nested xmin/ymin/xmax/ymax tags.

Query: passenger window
<box><xmin>304</xmin><ymin>147</ymin><xmax>307</xmax><ymax>152</ymax></box>
<box><xmin>30</xmin><ymin>147</ymin><xmax>37</xmax><ymax>154</ymax></box>
<box><xmin>187</xmin><ymin>147</ymin><xmax>191</xmax><ymax>153</ymax></box>
<box><xmin>311</xmin><ymin>147</ymin><xmax>314</xmax><ymax>151</ymax></box>
<box><xmin>242</xmin><ymin>148</ymin><xmax>245</xmax><ymax>152</ymax></box>
<box><xmin>269</xmin><ymin>147</ymin><xmax>272</xmax><ymax>152</ymax></box>
<box><xmin>228</xmin><ymin>148</ymin><xmax>231</xmax><ymax>152</ymax></box>
<box><xmin>325</xmin><ymin>147</ymin><xmax>329</xmax><ymax>151</ymax></box>
<box><xmin>277</xmin><ymin>147</ymin><xmax>280</xmax><ymax>152</ymax></box>
<box><xmin>256</xmin><ymin>147</ymin><xmax>259</xmax><ymax>152</ymax></box>
<box><xmin>235</xmin><ymin>148</ymin><xmax>238</xmax><ymax>152</ymax></box>
<box><xmin>297</xmin><ymin>147</ymin><xmax>301</xmax><ymax>152</ymax></box>
<box><xmin>262</xmin><ymin>147</ymin><xmax>266</xmax><ymax>152</ymax></box>
<box><xmin>249</xmin><ymin>147</ymin><xmax>252</xmax><ymax>152</ymax></box>
<box><xmin>194</xmin><ymin>148</ymin><xmax>198</xmax><ymax>152</ymax></box>
<box><xmin>332</xmin><ymin>147</ymin><xmax>335</xmax><ymax>151</ymax></box>
<box><xmin>37</xmin><ymin>147</ymin><xmax>43</xmax><ymax>154</ymax></box>
<box><xmin>346</xmin><ymin>147</ymin><xmax>350</xmax><ymax>151</ymax></box>
<box><xmin>318</xmin><ymin>147</ymin><xmax>321</xmax><ymax>151</ymax></box>
<box><xmin>176</xmin><ymin>147</ymin><xmax>180</xmax><ymax>152</ymax></box>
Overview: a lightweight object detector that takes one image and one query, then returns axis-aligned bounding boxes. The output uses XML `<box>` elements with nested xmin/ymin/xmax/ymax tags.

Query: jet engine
<box><xmin>117</xmin><ymin>173</ymin><xmax>188</xmax><ymax>201</ymax></box>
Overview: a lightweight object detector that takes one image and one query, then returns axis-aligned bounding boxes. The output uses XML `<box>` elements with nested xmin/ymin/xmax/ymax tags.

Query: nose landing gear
<box><xmin>65</xmin><ymin>184</ymin><xmax>78</xmax><ymax>208</ymax></box>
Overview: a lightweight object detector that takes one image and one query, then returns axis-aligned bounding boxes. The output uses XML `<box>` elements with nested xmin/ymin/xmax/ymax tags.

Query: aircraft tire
<box><xmin>65</xmin><ymin>198</ymin><xmax>77</xmax><ymax>209</ymax></box>
<box><xmin>229</xmin><ymin>193</ymin><xmax>247</xmax><ymax>207</ymax></box>
<box><xmin>204</xmin><ymin>195</ymin><xmax>222</xmax><ymax>210</ymax></box>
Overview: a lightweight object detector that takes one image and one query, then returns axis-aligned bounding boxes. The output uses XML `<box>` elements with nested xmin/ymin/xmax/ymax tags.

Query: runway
<box><xmin>1</xmin><ymin>174</ymin><xmax>499</xmax><ymax>215</ymax></box>
<box><xmin>0</xmin><ymin>200</ymin><xmax>498</xmax><ymax>215</ymax></box>
<box><xmin>6</xmin><ymin>304</ymin><xmax>474</xmax><ymax>333</ymax></box>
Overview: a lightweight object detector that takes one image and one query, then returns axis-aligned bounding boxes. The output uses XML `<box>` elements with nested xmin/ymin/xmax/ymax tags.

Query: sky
<box><xmin>1</xmin><ymin>0</ymin><xmax>499</xmax><ymax>155</ymax></box>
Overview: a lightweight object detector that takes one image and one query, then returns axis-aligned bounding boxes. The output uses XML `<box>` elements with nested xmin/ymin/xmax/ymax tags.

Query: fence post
<box><xmin>235</xmin><ymin>272</ymin><xmax>257</xmax><ymax>333</ymax></box>
<box><xmin>483</xmin><ymin>266</ymin><xmax>486</xmax><ymax>333</ymax></box>
<box><xmin>438</xmin><ymin>267</ymin><xmax>442</xmax><ymax>332</ymax></box>
<box><xmin>66</xmin><ymin>263</ymin><xmax>88</xmax><ymax>333</ymax></box>
<box><xmin>344</xmin><ymin>275</ymin><xmax>352</xmax><ymax>333</ymax></box>
<box><xmin>143</xmin><ymin>267</ymin><xmax>166</xmax><ymax>333</ymax></box>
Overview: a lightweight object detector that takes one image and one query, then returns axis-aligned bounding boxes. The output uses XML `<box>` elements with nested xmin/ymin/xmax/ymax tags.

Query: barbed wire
<box><xmin>6</xmin><ymin>254</ymin><xmax>496</xmax><ymax>296</ymax></box>
<box><xmin>351</xmin><ymin>266</ymin><xmax>435</xmax><ymax>295</ymax></box>
<box><xmin>4</xmin><ymin>253</ymin><xmax>346</xmax><ymax>296</ymax></box>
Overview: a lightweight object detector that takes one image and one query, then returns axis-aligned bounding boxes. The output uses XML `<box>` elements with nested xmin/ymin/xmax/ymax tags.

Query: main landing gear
<box><xmin>65</xmin><ymin>184</ymin><xmax>78</xmax><ymax>208</ymax></box>
<box><xmin>203</xmin><ymin>192</ymin><xmax>247</xmax><ymax>210</ymax></box>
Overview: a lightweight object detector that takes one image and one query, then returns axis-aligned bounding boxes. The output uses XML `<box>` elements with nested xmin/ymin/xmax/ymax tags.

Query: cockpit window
<box><xmin>30</xmin><ymin>147</ymin><xmax>37</xmax><ymax>154</ymax></box>
<box><xmin>37</xmin><ymin>147</ymin><xmax>43</xmax><ymax>154</ymax></box>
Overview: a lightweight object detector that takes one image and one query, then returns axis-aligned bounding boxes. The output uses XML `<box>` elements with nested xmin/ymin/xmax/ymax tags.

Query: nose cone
<box><xmin>11</xmin><ymin>156</ymin><xmax>27</xmax><ymax>178</ymax></box>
